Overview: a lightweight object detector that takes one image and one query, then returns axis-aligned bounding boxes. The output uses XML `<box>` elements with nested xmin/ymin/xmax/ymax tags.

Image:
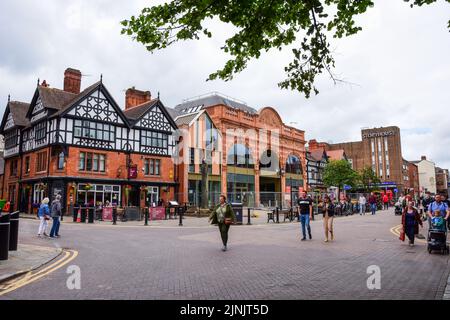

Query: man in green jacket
<box><xmin>209</xmin><ymin>195</ymin><xmax>236</xmax><ymax>251</ymax></box>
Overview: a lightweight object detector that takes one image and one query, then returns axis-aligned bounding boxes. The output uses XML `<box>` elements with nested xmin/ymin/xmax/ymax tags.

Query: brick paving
<box><xmin>1</xmin><ymin>208</ymin><xmax>449</xmax><ymax>300</ymax></box>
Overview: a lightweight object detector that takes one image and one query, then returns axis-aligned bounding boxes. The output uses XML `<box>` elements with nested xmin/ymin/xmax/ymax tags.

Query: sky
<box><xmin>0</xmin><ymin>0</ymin><xmax>449</xmax><ymax>168</ymax></box>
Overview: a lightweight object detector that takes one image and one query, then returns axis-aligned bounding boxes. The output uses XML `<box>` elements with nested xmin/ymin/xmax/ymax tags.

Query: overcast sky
<box><xmin>0</xmin><ymin>0</ymin><xmax>449</xmax><ymax>168</ymax></box>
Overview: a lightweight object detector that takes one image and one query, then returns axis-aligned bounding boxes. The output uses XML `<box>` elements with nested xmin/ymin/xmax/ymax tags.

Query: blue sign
<box><xmin>344</xmin><ymin>185</ymin><xmax>352</xmax><ymax>190</ymax></box>
<box><xmin>394</xmin><ymin>188</ymin><xmax>398</xmax><ymax>193</ymax></box>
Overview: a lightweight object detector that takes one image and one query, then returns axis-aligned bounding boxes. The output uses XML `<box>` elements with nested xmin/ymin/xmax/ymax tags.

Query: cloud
<box><xmin>0</xmin><ymin>0</ymin><xmax>449</xmax><ymax>170</ymax></box>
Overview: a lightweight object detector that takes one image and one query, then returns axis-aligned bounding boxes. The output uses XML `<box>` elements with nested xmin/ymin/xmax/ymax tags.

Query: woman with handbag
<box><xmin>209</xmin><ymin>195</ymin><xmax>236</xmax><ymax>251</ymax></box>
<box><xmin>37</xmin><ymin>197</ymin><xmax>51</xmax><ymax>238</ymax></box>
<box><xmin>401</xmin><ymin>200</ymin><xmax>423</xmax><ymax>247</ymax></box>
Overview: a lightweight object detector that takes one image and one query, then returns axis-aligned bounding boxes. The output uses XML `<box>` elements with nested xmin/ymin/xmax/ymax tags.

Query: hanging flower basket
<box><xmin>84</xmin><ymin>183</ymin><xmax>93</xmax><ymax>191</ymax></box>
<box><xmin>37</xmin><ymin>183</ymin><xmax>47</xmax><ymax>191</ymax></box>
<box><xmin>124</xmin><ymin>185</ymin><xmax>132</xmax><ymax>191</ymax></box>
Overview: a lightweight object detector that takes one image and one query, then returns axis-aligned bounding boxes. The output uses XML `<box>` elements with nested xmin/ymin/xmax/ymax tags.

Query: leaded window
<box><xmin>140</xmin><ymin>131</ymin><xmax>168</xmax><ymax>151</ymax></box>
<box><xmin>74</xmin><ymin>120</ymin><xmax>115</xmax><ymax>142</ymax></box>
<box><xmin>35</xmin><ymin>122</ymin><xmax>47</xmax><ymax>142</ymax></box>
<box><xmin>4</xmin><ymin>129</ymin><xmax>18</xmax><ymax>149</ymax></box>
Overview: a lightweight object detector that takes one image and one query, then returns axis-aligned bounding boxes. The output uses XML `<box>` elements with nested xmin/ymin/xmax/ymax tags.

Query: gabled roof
<box><xmin>123</xmin><ymin>99</ymin><xmax>159</xmax><ymax>120</ymax></box>
<box><xmin>175</xmin><ymin>93</ymin><xmax>257</xmax><ymax>115</ymax></box>
<box><xmin>175</xmin><ymin>112</ymin><xmax>199</xmax><ymax>127</ymax></box>
<box><xmin>122</xmin><ymin>99</ymin><xmax>178</xmax><ymax>130</ymax></box>
<box><xmin>309</xmin><ymin>149</ymin><xmax>327</xmax><ymax>161</ymax></box>
<box><xmin>0</xmin><ymin>101</ymin><xmax>30</xmax><ymax>132</ymax></box>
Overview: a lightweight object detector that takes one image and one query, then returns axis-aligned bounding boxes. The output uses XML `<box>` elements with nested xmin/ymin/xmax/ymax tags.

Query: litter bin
<box><xmin>0</xmin><ymin>212</ymin><xmax>10</xmax><ymax>260</ymax></box>
<box><xmin>231</xmin><ymin>202</ymin><xmax>243</xmax><ymax>225</ymax></box>
<box><xmin>9</xmin><ymin>211</ymin><xmax>19</xmax><ymax>251</ymax></box>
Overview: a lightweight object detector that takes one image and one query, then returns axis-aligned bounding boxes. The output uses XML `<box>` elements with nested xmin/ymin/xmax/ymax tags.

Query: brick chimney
<box><xmin>308</xmin><ymin>139</ymin><xmax>318</xmax><ymax>150</ymax></box>
<box><xmin>421</xmin><ymin>156</ymin><xmax>427</xmax><ymax>161</ymax></box>
<box><xmin>63</xmin><ymin>68</ymin><xmax>82</xmax><ymax>94</ymax></box>
<box><xmin>125</xmin><ymin>87</ymin><xmax>151</xmax><ymax>109</ymax></box>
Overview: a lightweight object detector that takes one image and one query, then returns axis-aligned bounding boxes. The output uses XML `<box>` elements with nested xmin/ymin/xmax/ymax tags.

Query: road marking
<box><xmin>390</xmin><ymin>224</ymin><xmax>427</xmax><ymax>244</ymax></box>
<box><xmin>0</xmin><ymin>249</ymin><xmax>78</xmax><ymax>296</ymax></box>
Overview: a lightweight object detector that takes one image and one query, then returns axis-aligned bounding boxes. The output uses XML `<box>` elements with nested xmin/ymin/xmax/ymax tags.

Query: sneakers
<box><xmin>324</xmin><ymin>239</ymin><xmax>329</xmax><ymax>243</ymax></box>
<box><xmin>221</xmin><ymin>245</ymin><xmax>227</xmax><ymax>251</ymax></box>
<box><xmin>301</xmin><ymin>238</ymin><xmax>307</xmax><ymax>241</ymax></box>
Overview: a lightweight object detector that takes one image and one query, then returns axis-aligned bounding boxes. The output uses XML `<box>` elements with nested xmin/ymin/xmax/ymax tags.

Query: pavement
<box><xmin>0</xmin><ymin>244</ymin><xmax>62</xmax><ymax>283</ymax></box>
<box><xmin>1</xmin><ymin>208</ymin><xmax>449</xmax><ymax>300</ymax></box>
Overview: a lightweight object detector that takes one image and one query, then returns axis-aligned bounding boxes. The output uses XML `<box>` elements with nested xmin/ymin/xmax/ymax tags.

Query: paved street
<box><xmin>1</xmin><ymin>208</ymin><xmax>449</xmax><ymax>300</ymax></box>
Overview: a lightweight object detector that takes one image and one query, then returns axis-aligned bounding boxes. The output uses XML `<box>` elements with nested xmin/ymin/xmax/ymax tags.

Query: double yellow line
<box><xmin>0</xmin><ymin>249</ymin><xmax>78</xmax><ymax>296</ymax></box>
<box><xmin>390</xmin><ymin>224</ymin><xmax>427</xmax><ymax>244</ymax></box>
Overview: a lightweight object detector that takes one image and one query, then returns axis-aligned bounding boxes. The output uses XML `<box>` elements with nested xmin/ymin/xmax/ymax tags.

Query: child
<box><xmin>431</xmin><ymin>209</ymin><xmax>446</xmax><ymax>231</ymax></box>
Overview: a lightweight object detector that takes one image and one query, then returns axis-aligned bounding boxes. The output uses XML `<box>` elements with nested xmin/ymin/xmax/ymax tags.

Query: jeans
<box><xmin>359</xmin><ymin>204</ymin><xmax>366</xmax><ymax>215</ymax></box>
<box><xmin>300</xmin><ymin>214</ymin><xmax>311</xmax><ymax>239</ymax></box>
<box><xmin>50</xmin><ymin>217</ymin><xmax>60</xmax><ymax>237</ymax></box>
<box><xmin>370</xmin><ymin>203</ymin><xmax>376</xmax><ymax>215</ymax></box>
<box><xmin>218</xmin><ymin>223</ymin><xmax>230</xmax><ymax>246</ymax></box>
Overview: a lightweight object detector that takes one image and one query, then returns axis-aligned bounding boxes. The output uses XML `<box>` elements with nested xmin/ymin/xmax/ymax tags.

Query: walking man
<box><xmin>358</xmin><ymin>194</ymin><xmax>366</xmax><ymax>215</ymax></box>
<box><xmin>422</xmin><ymin>192</ymin><xmax>433</xmax><ymax>224</ymax></box>
<box><xmin>382</xmin><ymin>193</ymin><xmax>389</xmax><ymax>210</ymax></box>
<box><xmin>49</xmin><ymin>195</ymin><xmax>62</xmax><ymax>239</ymax></box>
<box><xmin>297</xmin><ymin>191</ymin><xmax>313</xmax><ymax>241</ymax></box>
<box><xmin>368</xmin><ymin>192</ymin><xmax>377</xmax><ymax>215</ymax></box>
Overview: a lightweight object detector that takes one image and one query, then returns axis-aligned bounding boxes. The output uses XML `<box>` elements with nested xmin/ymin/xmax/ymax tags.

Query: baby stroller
<box><xmin>394</xmin><ymin>202</ymin><xmax>403</xmax><ymax>215</ymax></box>
<box><xmin>427</xmin><ymin>228</ymin><xmax>449</xmax><ymax>254</ymax></box>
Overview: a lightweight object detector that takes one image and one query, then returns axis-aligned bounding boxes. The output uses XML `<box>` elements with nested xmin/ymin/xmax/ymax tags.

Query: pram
<box><xmin>427</xmin><ymin>228</ymin><xmax>449</xmax><ymax>254</ymax></box>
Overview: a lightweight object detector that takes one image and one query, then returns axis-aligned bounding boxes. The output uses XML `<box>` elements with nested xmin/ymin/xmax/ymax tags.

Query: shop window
<box><xmin>79</xmin><ymin>152</ymin><xmax>106</xmax><ymax>172</ymax></box>
<box><xmin>36</xmin><ymin>151</ymin><xmax>47</xmax><ymax>172</ymax></box>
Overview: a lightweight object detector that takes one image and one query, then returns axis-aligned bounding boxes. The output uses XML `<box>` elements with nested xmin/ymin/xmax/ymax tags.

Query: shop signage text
<box><xmin>362</xmin><ymin>131</ymin><xmax>395</xmax><ymax>139</ymax></box>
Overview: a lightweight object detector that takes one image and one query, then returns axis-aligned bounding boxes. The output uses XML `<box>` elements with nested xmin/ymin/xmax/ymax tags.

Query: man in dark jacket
<box><xmin>49</xmin><ymin>195</ymin><xmax>62</xmax><ymax>239</ymax></box>
<box><xmin>368</xmin><ymin>192</ymin><xmax>377</xmax><ymax>215</ymax></box>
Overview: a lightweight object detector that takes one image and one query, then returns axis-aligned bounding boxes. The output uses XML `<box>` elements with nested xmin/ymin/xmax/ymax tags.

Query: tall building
<box><xmin>0</xmin><ymin>68</ymin><xmax>178</xmax><ymax>213</ymax></box>
<box><xmin>311</xmin><ymin>126</ymin><xmax>411</xmax><ymax>194</ymax></box>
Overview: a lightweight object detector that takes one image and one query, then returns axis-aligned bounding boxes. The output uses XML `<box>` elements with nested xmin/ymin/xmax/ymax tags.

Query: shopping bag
<box><xmin>399</xmin><ymin>231</ymin><xmax>405</xmax><ymax>242</ymax></box>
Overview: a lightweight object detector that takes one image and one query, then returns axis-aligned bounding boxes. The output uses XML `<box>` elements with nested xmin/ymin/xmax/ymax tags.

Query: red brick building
<box><xmin>0</xmin><ymin>68</ymin><xmax>178</xmax><ymax>216</ymax></box>
<box><xmin>173</xmin><ymin>93</ymin><xmax>307</xmax><ymax>207</ymax></box>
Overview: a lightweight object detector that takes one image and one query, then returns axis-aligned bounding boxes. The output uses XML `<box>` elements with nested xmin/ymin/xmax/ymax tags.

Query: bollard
<box><xmin>276</xmin><ymin>207</ymin><xmax>280</xmax><ymax>223</ymax></box>
<box><xmin>9</xmin><ymin>211</ymin><xmax>19</xmax><ymax>251</ymax></box>
<box><xmin>112</xmin><ymin>207</ymin><xmax>117</xmax><ymax>225</ymax></box>
<box><xmin>73</xmin><ymin>207</ymin><xmax>77</xmax><ymax>222</ymax></box>
<box><xmin>88</xmin><ymin>208</ymin><xmax>94</xmax><ymax>223</ymax></box>
<box><xmin>247</xmin><ymin>207</ymin><xmax>252</xmax><ymax>225</ymax></box>
<box><xmin>144</xmin><ymin>207</ymin><xmax>149</xmax><ymax>226</ymax></box>
<box><xmin>0</xmin><ymin>212</ymin><xmax>10</xmax><ymax>260</ymax></box>
<box><xmin>81</xmin><ymin>209</ymin><xmax>87</xmax><ymax>223</ymax></box>
<box><xmin>178</xmin><ymin>207</ymin><xmax>183</xmax><ymax>226</ymax></box>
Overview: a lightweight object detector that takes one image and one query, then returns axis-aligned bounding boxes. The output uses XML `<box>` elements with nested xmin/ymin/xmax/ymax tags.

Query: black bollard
<box><xmin>9</xmin><ymin>211</ymin><xmax>19</xmax><ymax>251</ymax></box>
<box><xmin>88</xmin><ymin>208</ymin><xmax>94</xmax><ymax>224</ymax></box>
<box><xmin>0</xmin><ymin>212</ymin><xmax>10</xmax><ymax>260</ymax></box>
<box><xmin>276</xmin><ymin>207</ymin><xmax>280</xmax><ymax>223</ymax></box>
<box><xmin>178</xmin><ymin>207</ymin><xmax>183</xmax><ymax>226</ymax></box>
<box><xmin>247</xmin><ymin>207</ymin><xmax>252</xmax><ymax>225</ymax></box>
<box><xmin>144</xmin><ymin>207</ymin><xmax>149</xmax><ymax>226</ymax></box>
<box><xmin>112</xmin><ymin>207</ymin><xmax>117</xmax><ymax>225</ymax></box>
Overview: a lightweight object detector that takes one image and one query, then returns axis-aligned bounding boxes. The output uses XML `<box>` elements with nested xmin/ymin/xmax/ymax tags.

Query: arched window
<box><xmin>285</xmin><ymin>155</ymin><xmax>302</xmax><ymax>175</ymax></box>
<box><xmin>57</xmin><ymin>152</ymin><xmax>65</xmax><ymax>170</ymax></box>
<box><xmin>226</xmin><ymin>144</ymin><xmax>254</xmax><ymax>168</ymax></box>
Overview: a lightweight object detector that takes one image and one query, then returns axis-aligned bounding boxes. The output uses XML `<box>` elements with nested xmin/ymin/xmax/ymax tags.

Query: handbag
<box><xmin>399</xmin><ymin>231</ymin><xmax>405</xmax><ymax>242</ymax></box>
<box><xmin>224</xmin><ymin>218</ymin><xmax>233</xmax><ymax>225</ymax></box>
<box><xmin>44</xmin><ymin>215</ymin><xmax>50</xmax><ymax>221</ymax></box>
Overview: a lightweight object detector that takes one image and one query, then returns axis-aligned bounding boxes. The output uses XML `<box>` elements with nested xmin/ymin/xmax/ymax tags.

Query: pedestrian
<box><xmin>441</xmin><ymin>195</ymin><xmax>450</xmax><ymax>231</ymax></box>
<box><xmin>421</xmin><ymin>192</ymin><xmax>433</xmax><ymax>221</ymax></box>
<box><xmin>322</xmin><ymin>195</ymin><xmax>335</xmax><ymax>242</ymax></box>
<box><xmin>209</xmin><ymin>195</ymin><xmax>236</xmax><ymax>251</ymax></box>
<box><xmin>37</xmin><ymin>197</ymin><xmax>50</xmax><ymax>238</ymax></box>
<box><xmin>427</xmin><ymin>194</ymin><xmax>449</xmax><ymax>230</ymax></box>
<box><xmin>49</xmin><ymin>195</ymin><xmax>62</xmax><ymax>239</ymax></box>
<box><xmin>297</xmin><ymin>191</ymin><xmax>313</xmax><ymax>241</ymax></box>
<box><xmin>358</xmin><ymin>194</ymin><xmax>366</xmax><ymax>215</ymax></box>
<box><xmin>368</xmin><ymin>192</ymin><xmax>377</xmax><ymax>215</ymax></box>
<box><xmin>382</xmin><ymin>193</ymin><xmax>389</xmax><ymax>210</ymax></box>
<box><xmin>401</xmin><ymin>200</ymin><xmax>423</xmax><ymax>247</ymax></box>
